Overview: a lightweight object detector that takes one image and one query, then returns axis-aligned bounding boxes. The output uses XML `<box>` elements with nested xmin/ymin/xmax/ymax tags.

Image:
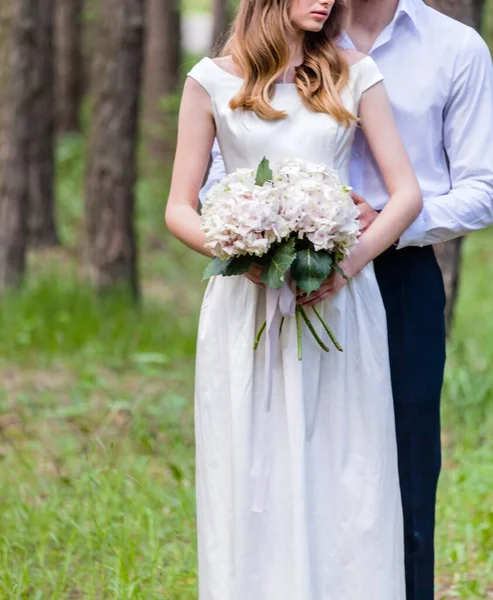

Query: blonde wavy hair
<box><xmin>221</xmin><ymin>0</ymin><xmax>356</xmax><ymax>126</ymax></box>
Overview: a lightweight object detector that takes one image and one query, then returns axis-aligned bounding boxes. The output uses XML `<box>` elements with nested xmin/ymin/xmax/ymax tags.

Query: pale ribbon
<box><xmin>251</xmin><ymin>274</ymin><xmax>296</xmax><ymax>513</ymax></box>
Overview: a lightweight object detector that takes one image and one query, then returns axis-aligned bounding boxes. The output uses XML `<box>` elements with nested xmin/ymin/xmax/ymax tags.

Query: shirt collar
<box><xmin>395</xmin><ymin>0</ymin><xmax>421</xmax><ymax>35</ymax></box>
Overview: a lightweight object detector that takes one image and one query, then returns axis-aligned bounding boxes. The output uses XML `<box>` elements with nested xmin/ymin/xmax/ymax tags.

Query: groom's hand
<box><xmin>352</xmin><ymin>192</ymin><xmax>378</xmax><ymax>234</ymax></box>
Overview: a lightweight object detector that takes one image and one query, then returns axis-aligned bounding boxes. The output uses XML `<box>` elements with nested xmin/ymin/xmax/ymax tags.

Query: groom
<box><xmin>339</xmin><ymin>3</ymin><xmax>493</xmax><ymax>598</ymax></box>
<box><xmin>201</xmin><ymin>0</ymin><xmax>493</xmax><ymax>598</ymax></box>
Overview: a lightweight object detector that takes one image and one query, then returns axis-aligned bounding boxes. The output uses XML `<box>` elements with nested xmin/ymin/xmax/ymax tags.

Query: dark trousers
<box><xmin>374</xmin><ymin>245</ymin><xmax>446</xmax><ymax>600</ymax></box>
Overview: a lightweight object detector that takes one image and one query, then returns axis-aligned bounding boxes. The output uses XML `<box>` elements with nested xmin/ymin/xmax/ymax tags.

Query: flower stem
<box><xmin>253</xmin><ymin>320</ymin><xmax>267</xmax><ymax>350</ymax></box>
<box><xmin>296</xmin><ymin>307</ymin><xmax>303</xmax><ymax>361</ymax></box>
<box><xmin>312</xmin><ymin>306</ymin><xmax>343</xmax><ymax>352</ymax></box>
<box><xmin>298</xmin><ymin>306</ymin><xmax>330</xmax><ymax>353</ymax></box>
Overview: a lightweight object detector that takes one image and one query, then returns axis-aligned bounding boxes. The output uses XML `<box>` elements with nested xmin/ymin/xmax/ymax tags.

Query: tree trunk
<box><xmin>29</xmin><ymin>0</ymin><xmax>59</xmax><ymax>247</ymax></box>
<box><xmin>430</xmin><ymin>0</ymin><xmax>485</xmax><ymax>29</ymax></box>
<box><xmin>0</xmin><ymin>0</ymin><xmax>36</xmax><ymax>292</ymax></box>
<box><xmin>433</xmin><ymin>237</ymin><xmax>464</xmax><ymax>331</ymax></box>
<box><xmin>142</xmin><ymin>0</ymin><xmax>181</xmax><ymax>163</ymax></box>
<box><xmin>83</xmin><ymin>0</ymin><xmax>145</xmax><ymax>299</ymax></box>
<box><xmin>429</xmin><ymin>0</ymin><xmax>486</xmax><ymax>332</ymax></box>
<box><xmin>55</xmin><ymin>0</ymin><xmax>84</xmax><ymax>132</ymax></box>
<box><xmin>212</xmin><ymin>0</ymin><xmax>232</xmax><ymax>54</ymax></box>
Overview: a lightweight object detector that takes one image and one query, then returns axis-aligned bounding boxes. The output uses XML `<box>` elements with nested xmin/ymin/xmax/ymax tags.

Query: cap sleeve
<box><xmin>187</xmin><ymin>58</ymin><xmax>217</xmax><ymax>97</ymax></box>
<box><xmin>354</xmin><ymin>56</ymin><xmax>384</xmax><ymax>98</ymax></box>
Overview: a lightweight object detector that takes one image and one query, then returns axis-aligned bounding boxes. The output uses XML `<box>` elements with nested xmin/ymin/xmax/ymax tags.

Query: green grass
<box><xmin>435</xmin><ymin>230</ymin><xmax>493</xmax><ymax>597</ymax></box>
<box><xmin>0</xmin><ymin>134</ymin><xmax>206</xmax><ymax>598</ymax></box>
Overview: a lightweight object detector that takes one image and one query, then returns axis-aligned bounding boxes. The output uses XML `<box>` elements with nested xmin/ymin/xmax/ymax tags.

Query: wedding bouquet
<box><xmin>201</xmin><ymin>157</ymin><xmax>361</xmax><ymax>358</ymax></box>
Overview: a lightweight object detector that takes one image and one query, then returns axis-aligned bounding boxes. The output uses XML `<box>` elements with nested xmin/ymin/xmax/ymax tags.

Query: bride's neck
<box><xmin>279</xmin><ymin>36</ymin><xmax>304</xmax><ymax>83</ymax></box>
<box><xmin>288</xmin><ymin>35</ymin><xmax>304</xmax><ymax>64</ymax></box>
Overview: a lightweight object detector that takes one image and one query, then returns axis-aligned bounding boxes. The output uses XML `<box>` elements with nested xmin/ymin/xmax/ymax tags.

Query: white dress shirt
<box><xmin>200</xmin><ymin>0</ymin><xmax>493</xmax><ymax>248</ymax></box>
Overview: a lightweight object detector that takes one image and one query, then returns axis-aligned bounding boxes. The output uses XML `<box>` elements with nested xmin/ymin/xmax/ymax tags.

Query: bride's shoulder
<box><xmin>210</xmin><ymin>55</ymin><xmax>236</xmax><ymax>75</ymax></box>
<box><xmin>210</xmin><ymin>56</ymin><xmax>242</xmax><ymax>77</ymax></box>
<box><xmin>188</xmin><ymin>55</ymin><xmax>243</xmax><ymax>96</ymax></box>
<box><xmin>341</xmin><ymin>50</ymin><xmax>384</xmax><ymax>98</ymax></box>
<box><xmin>340</xmin><ymin>48</ymin><xmax>368</xmax><ymax>67</ymax></box>
<box><xmin>187</xmin><ymin>56</ymin><xmax>223</xmax><ymax>96</ymax></box>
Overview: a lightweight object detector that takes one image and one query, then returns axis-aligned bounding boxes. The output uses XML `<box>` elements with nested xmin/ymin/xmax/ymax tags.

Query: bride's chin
<box><xmin>292</xmin><ymin>18</ymin><xmax>326</xmax><ymax>34</ymax></box>
<box><xmin>302</xmin><ymin>23</ymin><xmax>326</xmax><ymax>34</ymax></box>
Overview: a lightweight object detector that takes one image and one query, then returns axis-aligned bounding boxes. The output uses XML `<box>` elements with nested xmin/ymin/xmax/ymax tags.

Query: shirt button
<box><xmin>355</xmin><ymin>153</ymin><xmax>361</xmax><ymax>159</ymax></box>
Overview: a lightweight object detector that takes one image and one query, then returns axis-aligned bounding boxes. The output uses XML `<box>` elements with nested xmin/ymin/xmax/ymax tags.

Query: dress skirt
<box><xmin>194</xmin><ymin>263</ymin><xmax>406</xmax><ymax>600</ymax></box>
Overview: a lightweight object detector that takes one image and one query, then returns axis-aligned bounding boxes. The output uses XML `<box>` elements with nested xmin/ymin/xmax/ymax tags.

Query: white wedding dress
<box><xmin>189</xmin><ymin>57</ymin><xmax>405</xmax><ymax>600</ymax></box>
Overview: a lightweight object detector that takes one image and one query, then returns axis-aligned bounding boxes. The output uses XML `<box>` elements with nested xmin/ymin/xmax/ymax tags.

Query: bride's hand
<box><xmin>299</xmin><ymin>270</ymin><xmax>350</xmax><ymax>307</ymax></box>
<box><xmin>298</xmin><ymin>247</ymin><xmax>370</xmax><ymax>307</ymax></box>
<box><xmin>297</xmin><ymin>272</ymin><xmax>339</xmax><ymax>307</ymax></box>
<box><xmin>243</xmin><ymin>264</ymin><xmax>265</xmax><ymax>288</ymax></box>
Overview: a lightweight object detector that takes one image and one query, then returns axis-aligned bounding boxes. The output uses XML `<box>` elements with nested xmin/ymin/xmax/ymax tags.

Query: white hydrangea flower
<box><xmin>200</xmin><ymin>158</ymin><xmax>361</xmax><ymax>260</ymax></box>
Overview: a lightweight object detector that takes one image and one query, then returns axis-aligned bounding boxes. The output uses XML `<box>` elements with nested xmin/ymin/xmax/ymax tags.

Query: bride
<box><xmin>166</xmin><ymin>0</ymin><xmax>422</xmax><ymax>598</ymax></box>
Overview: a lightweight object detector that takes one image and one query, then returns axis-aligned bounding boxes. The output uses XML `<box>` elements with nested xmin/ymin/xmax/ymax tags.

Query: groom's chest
<box><xmin>371</xmin><ymin>39</ymin><xmax>453</xmax><ymax>144</ymax></box>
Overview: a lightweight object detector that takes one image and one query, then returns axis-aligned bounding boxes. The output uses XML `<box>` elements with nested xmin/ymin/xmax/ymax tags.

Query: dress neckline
<box><xmin>205</xmin><ymin>57</ymin><xmax>295</xmax><ymax>86</ymax></box>
<box><xmin>204</xmin><ymin>55</ymin><xmax>372</xmax><ymax>86</ymax></box>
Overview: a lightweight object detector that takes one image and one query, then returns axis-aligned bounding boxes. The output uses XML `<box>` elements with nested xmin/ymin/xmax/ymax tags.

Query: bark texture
<box><xmin>429</xmin><ymin>0</ymin><xmax>486</xmax><ymax>331</ymax></box>
<box><xmin>55</xmin><ymin>0</ymin><xmax>84</xmax><ymax>132</ymax></box>
<box><xmin>142</xmin><ymin>0</ymin><xmax>181</xmax><ymax>162</ymax></box>
<box><xmin>430</xmin><ymin>0</ymin><xmax>485</xmax><ymax>29</ymax></box>
<box><xmin>30</xmin><ymin>0</ymin><xmax>59</xmax><ymax>247</ymax></box>
<box><xmin>433</xmin><ymin>237</ymin><xmax>464</xmax><ymax>330</ymax></box>
<box><xmin>84</xmin><ymin>0</ymin><xmax>146</xmax><ymax>298</ymax></box>
<box><xmin>0</xmin><ymin>0</ymin><xmax>36</xmax><ymax>292</ymax></box>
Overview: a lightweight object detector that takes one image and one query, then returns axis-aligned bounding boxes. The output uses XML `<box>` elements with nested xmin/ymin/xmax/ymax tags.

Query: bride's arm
<box><xmin>301</xmin><ymin>82</ymin><xmax>422</xmax><ymax>306</ymax></box>
<box><xmin>350</xmin><ymin>83</ymin><xmax>423</xmax><ymax>275</ymax></box>
<box><xmin>165</xmin><ymin>78</ymin><xmax>215</xmax><ymax>257</ymax></box>
<box><xmin>348</xmin><ymin>82</ymin><xmax>423</xmax><ymax>274</ymax></box>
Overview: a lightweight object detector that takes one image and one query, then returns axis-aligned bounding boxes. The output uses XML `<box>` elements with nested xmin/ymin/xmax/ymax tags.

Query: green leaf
<box><xmin>223</xmin><ymin>255</ymin><xmax>256</xmax><ymax>276</ymax></box>
<box><xmin>202</xmin><ymin>257</ymin><xmax>232</xmax><ymax>281</ymax></box>
<box><xmin>260</xmin><ymin>238</ymin><xmax>296</xmax><ymax>289</ymax></box>
<box><xmin>255</xmin><ymin>157</ymin><xmax>273</xmax><ymax>187</ymax></box>
<box><xmin>333</xmin><ymin>261</ymin><xmax>349</xmax><ymax>282</ymax></box>
<box><xmin>291</xmin><ymin>249</ymin><xmax>333</xmax><ymax>295</ymax></box>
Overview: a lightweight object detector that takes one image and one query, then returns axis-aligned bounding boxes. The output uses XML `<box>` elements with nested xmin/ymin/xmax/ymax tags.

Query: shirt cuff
<box><xmin>396</xmin><ymin>209</ymin><xmax>428</xmax><ymax>249</ymax></box>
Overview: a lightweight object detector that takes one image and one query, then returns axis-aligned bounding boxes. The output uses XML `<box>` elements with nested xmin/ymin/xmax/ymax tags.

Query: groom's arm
<box><xmin>398</xmin><ymin>30</ymin><xmax>493</xmax><ymax>249</ymax></box>
<box><xmin>199</xmin><ymin>139</ymin><xmax>227</xmax><ymax>205</ymax></box>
